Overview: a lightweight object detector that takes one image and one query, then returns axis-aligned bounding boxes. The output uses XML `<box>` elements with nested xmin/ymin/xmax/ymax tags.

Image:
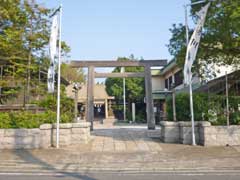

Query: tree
<box><xmin>0</xmin><ymin>0</ymin><xmax>73</xmax><ymax>105</ymax></box>
<box><xmin>0</xmin><ymin>0</ymin><xmax>51</xmax><ymax>104</ymax></box>
<box><xmin>167</xmin><ymin>0</ymin><xmax>240</xmax><ymax>75</ymax></box>
<box><xmin>105</xmin><ymin>56</ymin><xmax>146</xmax><ymax>121</ymax></box>
<box><xmin>61</xmin><ymin>63</ymin><xmax>85</xmax><ymax>83</ymax></box>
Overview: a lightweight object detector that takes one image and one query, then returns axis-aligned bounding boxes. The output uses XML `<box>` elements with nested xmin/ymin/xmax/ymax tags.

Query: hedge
<box><xmin>0</xmin><ymin>111</ymin><xmax>73</xmax><ymax>129</ymax></box>
<box><xmin>0</xmin><ymin>94</ymin><xmax>75</xmax><ymax>129</ymax></box>
<box><xmin>166</xmin><ymin>93</ymin><xmax>240</xmax><ymax>125</ymax></box>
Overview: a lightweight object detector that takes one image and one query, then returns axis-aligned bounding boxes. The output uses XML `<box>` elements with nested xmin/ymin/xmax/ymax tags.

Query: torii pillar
<box><xmin>144</xmin><ymin>65</ymin><xmax>155</xmax><ymax>130</ymax></box>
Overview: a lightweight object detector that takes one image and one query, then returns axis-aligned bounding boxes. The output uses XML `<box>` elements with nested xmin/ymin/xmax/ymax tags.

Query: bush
<box><xmin>0</xmin><ymin>110</ymin><xmax>72</xmax><ymax>129</ymax></box>
<box><xmin>166</xmin><ymin>92</ymin><xmax>240</xmax><ymax>125</ymax></box>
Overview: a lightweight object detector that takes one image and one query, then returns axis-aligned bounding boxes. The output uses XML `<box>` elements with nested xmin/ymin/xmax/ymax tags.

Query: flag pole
<box><xmin>184</xmin><ymin>2</ymin><xmax>211</xmax><ymax>146</ymax></box>
<box><xmin>185</xmin><ymin>3</ymin><xmax>196</xmax><ymax>146</ymax></box>
<box><xmin>189</xmin><ymin>73</ymin><xmax>196</xmax><ymax>145</ymax></box>
<box><xmin>56</xmin><ymin>4</ymin><xmax>62</xmax><ymax>149</ymax></box>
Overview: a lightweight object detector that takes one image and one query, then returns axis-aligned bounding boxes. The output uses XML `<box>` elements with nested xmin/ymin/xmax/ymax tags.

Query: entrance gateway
<box><xmin>70</xmin><ymin>60</ymin><xmax>167</xmax><ymax>130</ymax></box>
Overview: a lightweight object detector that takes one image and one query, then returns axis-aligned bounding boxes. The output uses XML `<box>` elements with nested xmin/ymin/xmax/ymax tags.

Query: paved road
<box><xmin>1</xmin><ymin>120</ymin><xmax>240</xmax><ymax>178</ymax></box>
<box><xmin>1</xmin><ymin>172</ymin><xmax>240</xmax><ymax>180</ymax></box>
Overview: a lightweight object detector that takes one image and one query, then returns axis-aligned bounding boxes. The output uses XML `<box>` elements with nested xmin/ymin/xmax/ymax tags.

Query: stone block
<box><xmin>179</xmin><ymin>125</ymin><xmax>200</xmax><ymax>144</ymax></box>
<box><xmin>198</xmin><ymin>121</ymin><xmax>211</xmax><ymax>127</ymax></box>
<box><xmin>161</xmin><ymin>128</ymin><xmax>180</xmax><ymax>143</ymax></box>
<box><xmin>28</xmin><ymin>129</ymin><xmax>41</xmax><ymax>135</ymax></box>
<box><xmin>40</xmin><ymin>124</ymin><xmax>52</xmax><ymax>130</ymax></box>
<box><xmin>52</xmin><ymin>123</ymin><xmax>72</xmax><ymax>129</ymax></box>
<box><xmin>71</xmin><ymin>128</ymin><xmax>85</xmax><ymax>134</ymax></box>
<box><xmin>1</xmin><ymin>137</ymin><xmax>15</xmax><ymax>145</ymax></box>
<box><xmin>3</xmin><ymin>129</ymin><xmax>14</xmax><ymax>137</ymax></box>
<box><xmin>72</xmin><ymin>122</ymin><xmax>90</xmax><ymax>128</ymax></box>
<box><xmin>159</xmin><ymin>121</ymin><xmax>179</xmax><ymax>127</ymax></box>
<box><xmin>0</xmin><ymin>129</ymin><xmax>4</xmax><ymax>137</ymax></box>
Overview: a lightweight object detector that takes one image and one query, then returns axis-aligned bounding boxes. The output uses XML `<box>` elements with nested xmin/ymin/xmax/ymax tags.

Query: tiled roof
<box><xmin>66</xmin><ymin>84</ymin><xmax>115</xmax><ymax>101</ymax></box>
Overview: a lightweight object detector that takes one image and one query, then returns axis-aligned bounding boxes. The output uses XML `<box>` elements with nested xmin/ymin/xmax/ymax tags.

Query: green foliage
<box><xmin>0</xmin><ymin>90</ymin><xmax>75</xmax><ymax>128</ymax></box>
<box><xmin>36</xmin><ymin>93</ymin><xmax>74</xmax><ymax>121</ymax></box>
<box><xmin>0</xmin><ymin>90</ymin><xmax>76</xmax><ymax>129</ymax></box>
<box><xmin>0</xmin><ymin>1</ymin><xmax>72</xmax><ymax>104</ymax></box>
<box><xmin>166</xmin><ymin>92</ymin><xmax>240</xmax><ymax>125</ymax></box>
<box><xmin>0</xmin><ymin>111</ymin><xmax>55</xmax><ymax>129</ymax></box>
<box><xmin>61</xmin><ymin>63</ymin><xmax>85</xmax><ymax>83</ymax></box>
<box><xmin>168</xmin><ymin>0</ymin><xmax>240</xmax><ymax>73</ymax></box>
<box><xmin>105</xmin><ymin>57</ymin><xmax>145</xmax><ymax>102</ymax></box>
<box><xmin>105</xmin><ymin>56</ymin><xmax>146</xmax><ymax>122</ymax></box>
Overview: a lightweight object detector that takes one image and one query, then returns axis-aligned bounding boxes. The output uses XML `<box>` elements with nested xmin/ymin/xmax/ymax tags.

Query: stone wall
<box><xmin>200</xmin><ymin>124</ymin><xmax>240</xmax><ymax>146</ymax></box>
<box><xmin>160</xmin><ymin>121</ymin><xmax>240</xmax><ymax>146</ymax></box>
<box><xmin>160</xmin><ymin>121</ymin><xmax>180</xmax><ymax>143</ymax></box>
<box><xmin>0</xmin><ymin>122</ymin><xmax>91</xmax><ymax>149</ymax></box>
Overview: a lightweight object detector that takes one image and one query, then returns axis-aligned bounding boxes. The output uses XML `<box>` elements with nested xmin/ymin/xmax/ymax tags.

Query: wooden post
<box><xmin>132</xmin><ymin>103</ymin><xmax>136</xmax><ymax>123</ymax></box>
<box><xmin>74</xmin><ymin>88</ymin><xmax>78</xmax><ymax>122</ymax></box>
<box><xmin>87</xmin><ymin>66</ymin><xmax>94</xmax><ymax>130</ymax></box>
<box><xmin>105</xmin><ymin>98</ymin><xmax>108</xmax><ymax>119</ymax></box>
<box><xmin>144</xmin><ymin>65</ymin><xmax>155</xmax><ymax>129</ymax></box>
<box><xmin>0</xmin><ymin>66</ymin><xmax>3</xmax><ymax>98</ymax></box>
<box><xmin>172</xmin><ymin>88</ymin><xmax>177</xmax><ymax>122</ymax></box>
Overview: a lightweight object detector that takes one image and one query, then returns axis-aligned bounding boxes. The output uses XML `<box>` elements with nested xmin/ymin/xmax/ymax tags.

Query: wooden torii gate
<box><xmin>70</xmin><ymin>60</ymin><xmax>167</xmax><ymax>130</ymax></box>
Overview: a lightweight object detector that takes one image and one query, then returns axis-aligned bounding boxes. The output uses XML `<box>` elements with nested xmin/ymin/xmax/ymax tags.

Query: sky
<box><xmin>39</xmin><ymin>0</ymin><xmax>191</xmax><ymax>62</ymax></box>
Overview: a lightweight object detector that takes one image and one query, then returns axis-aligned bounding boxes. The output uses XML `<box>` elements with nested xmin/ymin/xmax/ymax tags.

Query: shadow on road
<box><xmin>13</xmin><ymin>131</ymin><xmax>97</xmax><ymax>180</ymax></box>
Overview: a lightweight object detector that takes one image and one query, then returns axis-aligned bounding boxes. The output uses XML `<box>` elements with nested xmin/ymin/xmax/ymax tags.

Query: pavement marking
<box><xmin>2</xmin><ymin>170</ymin><xmax>240</xmax><ymax>177</ymax></box>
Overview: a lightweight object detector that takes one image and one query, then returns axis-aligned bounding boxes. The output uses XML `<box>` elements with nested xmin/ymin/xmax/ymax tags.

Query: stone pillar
<box><xmin>105</xmin><ymin>98</ymin><xmax>108</xmax><ymax>119</ymax></box>
<box><xmin>87</xmin><ymin>66</ymin><xmax>94</xmax><ymax>130</ymax></box>
<box><xmin>74</xmin><ymin>88</ymin><xmax>78</xmax><ymax>122</ymax></box>
<box><xmin>144</xmin><ymin>65</ymin><xmax>155</xmax><ymax>129</ymax></box>
<box><xmin>160</xmin><ymin>121</ymin><xmax>179</xmax><ymax>143</ymax></box>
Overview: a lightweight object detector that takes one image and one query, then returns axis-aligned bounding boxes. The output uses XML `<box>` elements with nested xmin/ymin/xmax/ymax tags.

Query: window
<box><xmin>169</xmin><ymin>76</ymin><xmax>173</xmax><ymax>88</ymax></box>
<box><xmin>174</xmin><ymin>70</ymin><xmax>183</xmax><ymax>87</ymax></box>
<box><xmin>165</xmin><ymin>79</ymin><xmax>168</xmax><ymax>90</ymax></box>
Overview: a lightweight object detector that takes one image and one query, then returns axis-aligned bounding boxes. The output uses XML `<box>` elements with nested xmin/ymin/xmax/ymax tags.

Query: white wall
<box><xmin>152</xmin><ymin>76</ymin><xmax>165</xmax><ymax>91</ymax></box>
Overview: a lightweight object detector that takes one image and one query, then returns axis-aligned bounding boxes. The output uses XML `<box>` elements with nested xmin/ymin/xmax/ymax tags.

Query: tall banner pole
<box><xmin>123</xmin><ymin>77</ymin><xmax>126</xmax><ymax>121</ymax></box>
<box><xmin>183</xmin><ymin>3</ymin><xmax>211</xmax><ymax>146</ymax></box>
<box><xmin>189</xmin><ymin>73</ymin><xmax>196</xmax><ymax>145</ymax></box>
<box><xmin>56</xmin><ymin>4</ymin><xmax>62</xmax><ymax>149</ymax></box>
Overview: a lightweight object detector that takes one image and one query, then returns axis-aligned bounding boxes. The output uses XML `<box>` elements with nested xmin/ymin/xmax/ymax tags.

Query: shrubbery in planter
<box><xmin>0</xmin><ymin>94</ymin><xmax>75</xmax><ymax>129</ymax></box>
<box><xmin>166</xmin><ymin>92</ymin><xmax>240</xmax><ymax>125</ymax></box>
<box><xmin>0</xmin><ymin>110</ymin><xmax>73</xmax><ymax>129</ymax></box>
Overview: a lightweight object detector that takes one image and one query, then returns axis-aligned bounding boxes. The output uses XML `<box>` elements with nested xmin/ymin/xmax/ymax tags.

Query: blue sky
<box><xmin>39</xmin><ymin>0</ymin><xmax>191</xmax><ymax>62</ymax></box>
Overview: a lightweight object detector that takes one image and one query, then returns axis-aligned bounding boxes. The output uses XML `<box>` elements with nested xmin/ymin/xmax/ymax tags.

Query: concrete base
<box><xmin>160</xmin><ymin>121</ymin><xmax>240</xmax><ymax>146</ymax></box>
<box><xmin>0</xmin><ymin>122</ymin><xmax>91</xmax><ymax>149</ymax></box>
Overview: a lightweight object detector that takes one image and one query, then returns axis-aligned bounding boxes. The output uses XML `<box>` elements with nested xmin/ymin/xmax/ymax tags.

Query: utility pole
<box><xmin>121</xmin><ymin>67</ymin><xmax>126</xmax><ymax>121</ymax></box>
<box><xmin>73</xmin><ymin>83</ymin><xmax>81</xmax><ymax>123</ymax></box>
<box><xmin>225</xmin><ymin>71</ymin><xmax>229</xmax><ymax>126</ymax></box>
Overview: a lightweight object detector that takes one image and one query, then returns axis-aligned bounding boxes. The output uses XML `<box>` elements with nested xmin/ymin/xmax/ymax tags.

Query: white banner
<box><xmin>184</xmin><ymin>3</ymin><xmax>210</xmax><ymax>85</ymax></box>
<box><xmin>48</xmin><ymin>14</ymin><xmax>59</xmax><ymax>93</ymax></box>
<box><xmin>47</xmin><ymin>63</ymin><xmax>55</xmax><ymax>93</ymax></box>
<box><xmin>49</xmin><ymin>15</ymin><xmax>58</xmax><ymax>64</ymax></box>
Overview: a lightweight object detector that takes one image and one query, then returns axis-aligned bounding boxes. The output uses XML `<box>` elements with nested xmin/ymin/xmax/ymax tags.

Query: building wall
<box><xmin>163</xmin><ymin>66</ymin><xmax>181</xmax><ymax>80</ymax></box>
<box><xmin>151</xmin><ymin>66</ymin><xmax>182</xmax><ymax>92</ymax></box>
<box><xmin>152</xmin><ymin>76</ymin><xmax>165</xmax><ymax>91</ymax></box>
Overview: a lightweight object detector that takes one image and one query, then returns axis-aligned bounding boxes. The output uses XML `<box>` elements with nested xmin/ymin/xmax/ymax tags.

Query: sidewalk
<box><xmin>1</xmin><ymin>141</ymin><xmax>240</xmax><ymax>173</ymax></box>
<box><xmin>1</xmin><ymin>120</ymin><xmax>240</xmax><ymax>174</ymax></box>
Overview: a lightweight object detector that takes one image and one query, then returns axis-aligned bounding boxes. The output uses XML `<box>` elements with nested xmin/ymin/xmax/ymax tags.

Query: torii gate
<box><xmin>70</xmin><ymin>60</ymin><xmax>167</xmax><ymax>130</ymax></box>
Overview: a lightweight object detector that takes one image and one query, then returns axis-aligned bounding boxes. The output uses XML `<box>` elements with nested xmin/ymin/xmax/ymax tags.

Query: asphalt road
<box><xmin>1</xmin><ymin>172</ymin><xmax>240</xmax><ymax>180</ymax></box>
